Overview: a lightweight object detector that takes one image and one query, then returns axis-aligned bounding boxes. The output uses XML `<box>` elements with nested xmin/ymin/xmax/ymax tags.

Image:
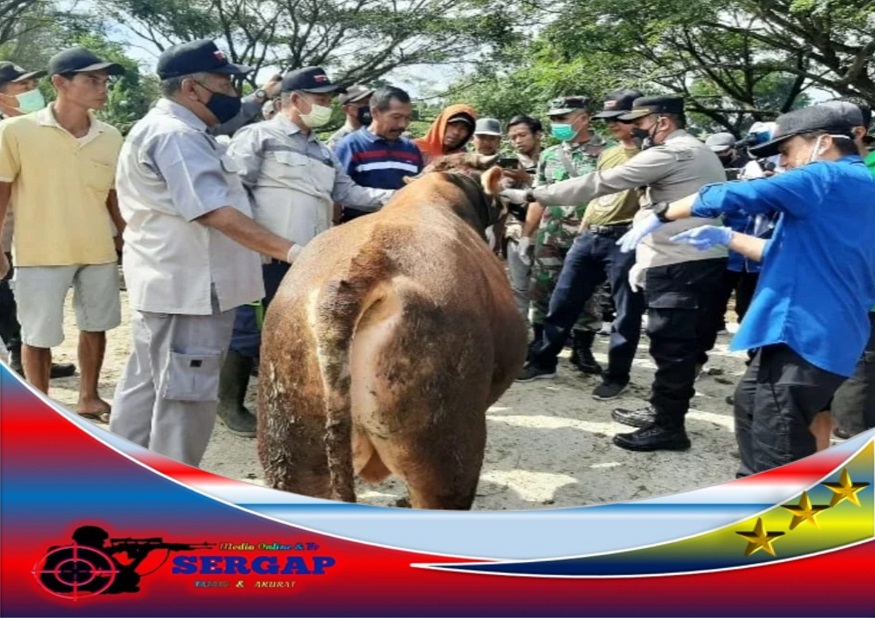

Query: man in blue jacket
<box><xmin>616</xmin><ymin>105</ymin><xmax>875</xmax><ymax>476</ymax></box>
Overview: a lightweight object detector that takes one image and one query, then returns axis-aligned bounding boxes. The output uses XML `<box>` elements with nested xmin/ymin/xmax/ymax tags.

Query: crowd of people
<box><xmin>0</xmin><ymin>38</ymin><xmax>873</xmax><ymax>483</ymax></box>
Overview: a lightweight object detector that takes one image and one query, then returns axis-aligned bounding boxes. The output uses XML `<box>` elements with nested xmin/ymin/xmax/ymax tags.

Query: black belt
<box><xmin>589</xmin><ymin>224</ymin><xmax>631</xmax><ymax>238</ymax></box>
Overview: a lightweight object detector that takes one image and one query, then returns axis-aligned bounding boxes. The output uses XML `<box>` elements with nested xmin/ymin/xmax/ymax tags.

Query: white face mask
<box><xmin>14</xmin><ymin>87</ymin><xmax>46</xmax><ymax>113</ymax></box>
<box><xmin>298</xmin><ymin>95</ymin><xmax>333</xmax><ymax>128</ymax></box>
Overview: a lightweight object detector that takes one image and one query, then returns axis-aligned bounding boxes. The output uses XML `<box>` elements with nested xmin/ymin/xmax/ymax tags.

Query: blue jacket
<box><xmin>692</xmin><ymin>156</ymin><xmax>875</xmax><ymax>377</ymax></box>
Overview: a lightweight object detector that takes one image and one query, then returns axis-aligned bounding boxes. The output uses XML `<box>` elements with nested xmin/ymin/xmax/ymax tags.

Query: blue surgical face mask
<box><xmin>551</xmin><ymin>123</ymin><xmax>576</xmax><ymax>142</ymax></box>
<box><xmin>14</xmin><ymin>88</ymin><xmax>46</xmax><ymax>113</ymax></box>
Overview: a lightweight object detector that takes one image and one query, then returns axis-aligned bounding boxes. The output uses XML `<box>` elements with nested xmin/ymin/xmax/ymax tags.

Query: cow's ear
<box><xmin>481</xmin><ymin>166</ymin><xmax>504</xmax><ymax>195</ymax></box>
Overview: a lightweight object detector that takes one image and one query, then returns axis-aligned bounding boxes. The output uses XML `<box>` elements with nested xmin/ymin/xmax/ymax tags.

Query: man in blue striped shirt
<box><xmin>334</xmin><ymin>86</ymin><xmax>424</xmax><ymax>223</ymax></box>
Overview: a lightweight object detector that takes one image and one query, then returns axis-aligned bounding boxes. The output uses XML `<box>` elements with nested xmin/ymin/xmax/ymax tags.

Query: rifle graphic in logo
<box><xmin>33</xmin><ymin>525</ymin><xmax>215</xmax><ymax>599</ymax></box>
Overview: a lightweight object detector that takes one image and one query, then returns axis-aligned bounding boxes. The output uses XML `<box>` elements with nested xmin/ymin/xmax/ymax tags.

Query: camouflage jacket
<box><xmin>535</xmin><ymin>134</ymin><xmax>613</xmax><ymax>247</ymax></box>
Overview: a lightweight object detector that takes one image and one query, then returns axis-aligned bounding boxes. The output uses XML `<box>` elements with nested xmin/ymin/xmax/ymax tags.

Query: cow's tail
<box><xmin>311</xmin><ymin>250</ymin><xmax>391</xmax><ymax>503</ymax></box>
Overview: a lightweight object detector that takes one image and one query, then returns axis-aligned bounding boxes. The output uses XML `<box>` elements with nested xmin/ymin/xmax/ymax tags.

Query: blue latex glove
<box><xmin>616</xmin><ymin>212</ymin><xmax>663</xmax><ymax>253</ymax></box>
<box><xmin>670</xmin><ymin>226</ymin><xmax>733</xmax><ymax>250</ymax></box>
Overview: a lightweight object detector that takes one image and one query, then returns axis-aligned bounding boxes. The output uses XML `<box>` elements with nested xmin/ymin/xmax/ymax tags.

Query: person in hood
<box><xmin>415</xmin><ymin>103</ymin><xmax>476</xmax><ymax>163</ymax></box>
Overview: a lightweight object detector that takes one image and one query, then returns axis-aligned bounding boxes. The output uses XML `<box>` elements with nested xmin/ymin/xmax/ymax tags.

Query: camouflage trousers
<box><xmin>530</xmin><ymin>240</ymin><xmax>606</xmax><ymax>332</ymax></box>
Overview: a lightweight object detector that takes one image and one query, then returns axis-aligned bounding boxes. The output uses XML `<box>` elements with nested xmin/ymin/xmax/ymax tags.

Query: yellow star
<box><xmin>823</xmin><ymin>469</ymin><xmax>870</xmax><ymax>508</ymax></box>
<box><xmin>781</xmin><ymin>491</ymin><xmax>830</xmax><ymax>529</ymax></box>
<box><xmin>735</xmin><ymin>517</ymin><xmax>785</xmax><ymax>557</ymax></box>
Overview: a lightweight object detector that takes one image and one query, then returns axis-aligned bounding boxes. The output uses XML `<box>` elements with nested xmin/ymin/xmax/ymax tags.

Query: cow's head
<box><xmin>405</xmin><ymin>153</ymin><xmax>505</xmax><ymax>239</ymax></box>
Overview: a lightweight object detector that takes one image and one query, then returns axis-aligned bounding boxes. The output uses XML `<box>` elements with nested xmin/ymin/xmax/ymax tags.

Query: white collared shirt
<box><xmin>116</xmin><ymin>98</ymin><xmax>263</xmax><ymax>315</ymax></box>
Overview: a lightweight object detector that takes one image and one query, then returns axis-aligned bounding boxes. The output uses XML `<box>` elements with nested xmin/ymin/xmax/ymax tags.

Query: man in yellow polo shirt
<box><xmin>0</xmin><ymin>47</ymin><xmax>125</xmax><ymax>422</ymax></box>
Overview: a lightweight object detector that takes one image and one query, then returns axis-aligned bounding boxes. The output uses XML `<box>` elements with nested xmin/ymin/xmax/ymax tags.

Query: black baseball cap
<box><xmin>48</xmin><ymin>48</ymin><xmax>125</xmax><ymax>77</ymax></box>
<box><xmin>156</xmin><ymin>39</ymin><xmax>252</xmax><ymax>79</ymax></box>
<box><xmin>548</xmin><ymin>96</ymin><xmax>592</xmax><ymax>116</ymax></box>
<box><xmin>338</xmin><ymin>84</ymin><xmax>373</xmax><ymax>105</ymax></box>
<box><xmin>282</xmin><ymin>67</ymin><xmax>344</xmax><ymax>94</ymax></box>
<box><xmin>593</xmin><ymin>89</ymin><xmax>643</xmax><ymax>119</ymax></box>
<box><xmin>0</xmin><ymin>62</ymin><xmax>46</xmax><ymax>86</ymax></box>
<box><xmin>618</xmin><ymin>95</ymin><xmax>685</xmax><ymax>121</ymax></box>
<box><xmin>749</xmin><ymin>105</ymin><xmax>854</xmax><ymax>158</ymax></box>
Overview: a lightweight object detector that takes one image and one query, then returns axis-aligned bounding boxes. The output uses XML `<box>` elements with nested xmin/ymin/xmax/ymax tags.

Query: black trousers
<box><xmin>530</xmin><ymin>227</ymin><xmax>645</xmax><ymax>384</ymax></box>
<box><xmin>734</xmin><ymin>344</ymin><xmax>846</xmax><ymax>477</ymax></box>
<box><xmin>717</xmin><ymin>269</ymin><xmax>759</xmax><ymax>325</ymax></box>
<box><xmin>831</xmin><ymin>312</ymin><xmax>875</xmax><ymax>434</ymax></box>
<box><xmin>0</xmin><ymin>252</ymin><xmax>21</xmax><ymax>352</ymax></box>
<box><xmin>645</xmin><ymin>258</ymin><xmax>727</xmax><ymax>428</ymax></box>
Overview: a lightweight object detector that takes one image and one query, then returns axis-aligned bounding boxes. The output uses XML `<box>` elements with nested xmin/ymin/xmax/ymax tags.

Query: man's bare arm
<box><xmin>197</xmin><ymin>206</ymin><xmax>295</xmax><ymax>262</ymax></box>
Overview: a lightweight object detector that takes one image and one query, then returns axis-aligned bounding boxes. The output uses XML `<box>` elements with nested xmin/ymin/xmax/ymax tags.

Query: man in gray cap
<box><xmin>504</xmin><ymin>95</ymin><xmax>727</xmax><ymax>452</ymax></box>
<box><xmin>327</xmin><ymin>84</ymin><xmax>374</xmax><ymax>149</ymax></box>
<box><xmin>109</xmin><ymin>39</ymin><xmax>303</xmax><ymax>466</ymax></box>
<box><xmin>634</xmin><ymin>104</ymin><xmax>875</xmax><ymax>476</ymax></box>
<box><xmin>472</xmin><ymin>118</ymin><xmax>502</xmax><ymax>156</ymax></box>
<box><xmin>705</xmin><ymin>132</ymin><xmax>749</xmax><ymax>177</ymax></box>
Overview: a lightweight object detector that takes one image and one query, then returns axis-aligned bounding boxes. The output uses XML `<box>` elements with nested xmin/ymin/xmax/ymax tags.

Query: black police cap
<box><xmin>618</xmin><ymin>95</ymin><xmax>685</xmax><ymax>121</ymax></box>
<box><xmin>593</xmin><ymin>89</ymin><xmax>644</xmax><ymax>119</ymax></box>
<box><xmin>48</xmin><ymin>48</ymin><xmax>125</xmax><ymax>77</ymax></box>
<box><xmin>281</xmin><ymin>67</ymin><xmax>345</xmax><ymax>94</ymax></box>
<box><xmin>0</xmin><ymin>62</ymin><xmax>46</xmax><ymax>86</ymax></box>
<box><xmin>749</xmin><ymin>105</ymin><xmax>854</xmax><ymax>158</ymax></box>
<box><xmin>157</xmin><ymin>39</ymin><xmax>252</xmax><ymax>79</ymax></box>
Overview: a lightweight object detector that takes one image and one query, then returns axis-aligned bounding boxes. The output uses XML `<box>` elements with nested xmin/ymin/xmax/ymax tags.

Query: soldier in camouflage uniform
<box><xmin>523</xmin><ymin>96</ymin><xmax>612</xmax><ymax>376</ymax></box>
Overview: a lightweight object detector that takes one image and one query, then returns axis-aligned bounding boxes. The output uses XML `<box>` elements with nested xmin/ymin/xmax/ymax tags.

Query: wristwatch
<box><xmin>651</xmin><ymin>201</ymin><xmax>672</xmax><ymax>223</ymax></box>
<box><xmin>254</xmin><ymin>89</ymin><xmax>267</xmax><ymax>100</ymax></box>
<box><xmin>524</xmin><ymin>188</ymin><xmax>536</xmax><ymax>203</ymax></box>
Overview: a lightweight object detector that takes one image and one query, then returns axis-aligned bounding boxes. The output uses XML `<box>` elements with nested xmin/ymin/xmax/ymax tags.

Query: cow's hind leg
<box><xmin>259</xmin><ymin>410</ymin><xmax>332</xmax><ymax>499</ymax></box>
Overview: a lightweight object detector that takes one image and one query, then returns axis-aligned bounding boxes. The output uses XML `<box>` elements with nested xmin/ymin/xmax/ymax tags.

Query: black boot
<box><xmin>570</xmin><ymin>330</ymin><xmax>602</xmax><ymax>375</ymax></box>
<box><xmin>217</xmin><ymin>351</ymin><xmax>257</xmax><ymax>438</ymax></box>
<box><xmin>8</xmin><ymin>344</ymin><xmax>23</xmax><ymax>375</ymax></box>
<box><xmin>613</xmin><ymin>423</ymin><xmax>691</xmax><ymax>452</ymax></box>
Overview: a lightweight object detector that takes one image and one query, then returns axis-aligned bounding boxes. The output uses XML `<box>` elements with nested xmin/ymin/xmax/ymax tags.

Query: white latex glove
<box><xmin>485</xmin><ymin>226</ymin><xmax>496</xmax><ymax>248</ymax></box>
<box><xmin>286</xmin><ymin>244</ymin><xmax>304</xmax><ymax>264</ymax></box>
<box><xmin>616</xmin><ymin>212</ymin><xmax>664</xmax><ymax>253</ymax></box>
<box><xmin>517</xmin><ymin>236</ymin><xmax>533</xmax><ymax>266</ymax></box>
<box><xmin>627</xmin><ymin>262</ymin><xmax>645</xmax><ymax>293</ymax></box>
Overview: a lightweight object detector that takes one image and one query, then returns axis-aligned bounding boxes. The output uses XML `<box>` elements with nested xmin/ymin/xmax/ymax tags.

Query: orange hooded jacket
<box><xmin>415</xmin><ymin>104</ymin><xmax>477</xmax><ymax>162</ymax></box>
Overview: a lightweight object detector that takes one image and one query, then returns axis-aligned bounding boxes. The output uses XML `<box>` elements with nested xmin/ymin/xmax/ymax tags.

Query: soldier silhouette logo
<box><xmin>32</xmin><ymin>525</ymin><xmax>215</xmax><ymax>599</ymax></box>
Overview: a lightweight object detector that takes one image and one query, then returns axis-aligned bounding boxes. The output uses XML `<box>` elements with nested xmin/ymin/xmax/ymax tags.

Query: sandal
<box><xmin>78</xmin><ymin>410</ymin><xmax>111</xmax><ymax>424</ymax></box>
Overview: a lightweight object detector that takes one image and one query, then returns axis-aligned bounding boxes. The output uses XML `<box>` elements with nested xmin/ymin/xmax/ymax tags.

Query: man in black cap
<box><xmin>504</xmin><ymin>95</ymin><xmax>727</xmax><ymax>452</ymax></box>
<box><xmin>633</xmin><ymin>104</ymin><xmax>875</xmax><ymax>476</ymax></box>
<box><xmin>0</xmin><ymin>61</ymin><xmax>76</xmax><ymax>379</ymax></box>
<box><xmin>327</xmin><ymin>84</ymin><xmax>374</xmax><ymax>149</ymax></box>
<box><xmin>109</xmin><ymin>39</ymin><xmax>305</xmax><ymax>465</ymax></box>
<box><xmin>216</xmin><ymin>67</ymin><xmax>393</xmax><ymax>437</ymax></box>
<box><xmin>0</xmin><ymin>47</ymin><xmax>127</xmax><ymax>415</ymax></box>
<box><xmin>517</xmin><ymin>89</ymin><xmax>647</xmax><ymax>400</ymax></box>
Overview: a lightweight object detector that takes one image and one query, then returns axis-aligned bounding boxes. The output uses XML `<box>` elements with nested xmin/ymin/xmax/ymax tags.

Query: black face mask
<box><xmin>630</xmin><ymin>120</ymin><xmax>659</xmax><ymax>150</ymax></box>
<box><xmin>195</xmin><ymin>82</ymin><xmax>242</xmax><ymax>124</ymax></box>
<box><xmin>357</xmin><ymin>106</ymin><xmax>372</xmax><ymax>126</ymax></box>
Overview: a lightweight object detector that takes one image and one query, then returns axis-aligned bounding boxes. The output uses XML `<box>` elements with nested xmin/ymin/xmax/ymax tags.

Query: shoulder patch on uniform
<box><xmin>673</xmin><ymin>147</ymin><xmax>694</xmax><ymax>161</ymax></box>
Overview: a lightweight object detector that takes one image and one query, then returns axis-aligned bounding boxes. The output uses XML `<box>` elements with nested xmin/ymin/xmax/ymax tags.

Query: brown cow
<box><xmin>257</xmin><ymin>153</ymin><xmax>527</xmax><ymax>509</ymax></box>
